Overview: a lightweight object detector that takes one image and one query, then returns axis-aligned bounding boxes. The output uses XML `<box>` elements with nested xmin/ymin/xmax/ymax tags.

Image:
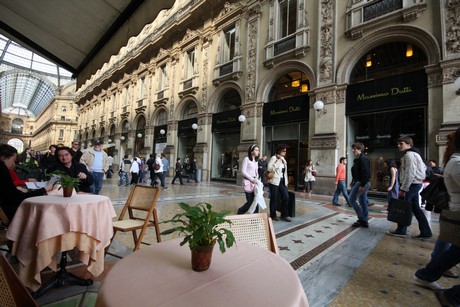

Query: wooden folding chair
<box><xmin>106</xmin><ymin>185</ymin><xmax>161</xmax><ymax>257</ymax></box>
<box><xmin>222</xmin><ymin>213</ymin><xmax>279</xmax><ymax>254</ymax></box>
<box><xmin>0</xmin><ymin>207</ymin><xmax>11</xmax><ymax>252</ymax></box>
<box><xmin>0</xmin><ymin>254</ymin><xmax>38</xmax><ymax>306</ymax></box>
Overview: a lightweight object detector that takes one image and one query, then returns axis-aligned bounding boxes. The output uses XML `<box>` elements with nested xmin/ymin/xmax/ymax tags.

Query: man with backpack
<box><xmin>148</xmin><ymin>153</ymin><xmax>168</xmax><ymax>190</ymax></box>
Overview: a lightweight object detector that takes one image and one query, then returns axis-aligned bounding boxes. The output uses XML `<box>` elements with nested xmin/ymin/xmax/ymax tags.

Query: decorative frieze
<box><xmin>309</xmin><ymin>133</ymin><xmax>338</xmax><ymax>149</ymax></box>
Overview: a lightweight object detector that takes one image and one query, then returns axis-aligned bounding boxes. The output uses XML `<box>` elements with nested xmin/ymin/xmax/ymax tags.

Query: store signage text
<box><xmin>269</xmin><ymin>106</ymin><xmax>302</xmax><ymax>116</ymax></box>
<box><xmin>357</xmin><ymin>86</ymin><xmax>413</xmax><ymax>101</ymax></box>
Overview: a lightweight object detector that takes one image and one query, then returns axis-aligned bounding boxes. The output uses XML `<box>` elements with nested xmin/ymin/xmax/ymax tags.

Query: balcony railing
<box><xmin>345</xmin><ymin>0</ymin><xmax>426</xmax><ymax>39</ymax></box>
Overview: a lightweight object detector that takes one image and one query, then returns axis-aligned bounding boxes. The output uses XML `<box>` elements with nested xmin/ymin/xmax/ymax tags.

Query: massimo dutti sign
<box><xmin>212</xmin><ymin>109</ymin><xmax>240</xmax><ymax>133</ymax></box>
<box><xmin>263</xmin><ymin>94</ymin><xmax>309</xmax><ymax>126</ymax></box>
<box><xmin>346</xmin><ymin>70</ymin><xmax>427</xmax><ymax>115</ymax></box>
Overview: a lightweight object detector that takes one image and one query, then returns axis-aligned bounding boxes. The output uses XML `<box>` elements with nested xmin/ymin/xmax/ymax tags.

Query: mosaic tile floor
<box><xmin>4</xmin><ymin>178</ymin><xmax>454</xmax><ymax>307</ymax></box>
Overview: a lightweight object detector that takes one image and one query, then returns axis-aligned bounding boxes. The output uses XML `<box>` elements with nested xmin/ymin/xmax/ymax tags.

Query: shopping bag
<box><xmin>387</xmin><ymin>198</ymin><xmax>412</xmax><ymax>226</ymax></box>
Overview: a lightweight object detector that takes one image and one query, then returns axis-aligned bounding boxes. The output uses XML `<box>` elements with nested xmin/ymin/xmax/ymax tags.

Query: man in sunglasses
<box><xmin>71</xmin><ymin>140</ymin><xmax>83</xmax><ymax>163</ymax></box>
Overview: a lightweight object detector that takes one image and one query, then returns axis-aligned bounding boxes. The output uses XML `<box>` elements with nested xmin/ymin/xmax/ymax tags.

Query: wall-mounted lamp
<box><xmin>313</xmin><ymin>100</ymin><xmax>327</xmax><ymax>116</ymax></box>
<box><xmin>120</xmin><ymin>136</ymin><xmax>125</xmax><ymax>141</ymax></box>
<box><xmin>137</xmin><ymin>133</ymin><xmax>143</xmax><ymax>138</ymax></box>
<box><xmin>108</xmin><ymin>138</ymin><xmax>112</xmax><ymax>143</ymax></box>
<box><xmin>192</xmin><ymin>123</ymin><xmax>198</xmax><ymax>130</ymax></box>
<box><xmin>238</xmin><ymin>114</ymin><xmax>246</xmax><ymax>123</ymax></box>
<box><xmin>454</xmin><ymin>77</ymin><xmax>460</xmax><ymax>95</ymax></box>
<box><xmin>160</xmin><ymin>129</ymin><xmax>166</xmax><ymax>135</ymax></box>
<box><xmin>291</xmin><ymin>80</ymin><xmax>300</xmax><ymax>88</ymax></box>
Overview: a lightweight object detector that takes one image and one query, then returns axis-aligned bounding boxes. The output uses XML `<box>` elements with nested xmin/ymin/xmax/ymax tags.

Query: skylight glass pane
<box><xmin>3</xmin><ymin>52</ymin><xmax>32</xmax><ymax>68</ymax></box>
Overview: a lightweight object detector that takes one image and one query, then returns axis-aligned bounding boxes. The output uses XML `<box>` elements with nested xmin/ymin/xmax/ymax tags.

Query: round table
<box><xmin>6</xmin><ymin>194</ymin><xmax>116</xmax><ymax>291</ymax></box>
<box><xmin>96</xmin><ymin>239</ymin><xmax>309</xmax><ymax>307</ymax></box>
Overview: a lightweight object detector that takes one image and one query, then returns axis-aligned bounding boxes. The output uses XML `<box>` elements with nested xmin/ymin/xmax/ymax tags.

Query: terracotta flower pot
<box><xmin>191</xmin><ymin>244</ymin><xmax>215</xmax><ymax>272</ymax></box>
<box><xmin>63</xmin><ymin>188</ymin><xmax>73</xmax><ymax>198</ymax></box>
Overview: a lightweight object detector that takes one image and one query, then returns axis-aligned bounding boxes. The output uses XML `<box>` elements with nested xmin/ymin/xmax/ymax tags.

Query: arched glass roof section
<box><xmin>0</xmin><ymin>34</ymin><xmax>74</xmax><ymax>117</ymax></box>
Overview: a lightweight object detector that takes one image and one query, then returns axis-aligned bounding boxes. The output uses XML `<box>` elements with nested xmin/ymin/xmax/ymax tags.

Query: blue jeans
<box><xmin>91</xmin><ymin>171</ymin><xmax>104</xmax><ymax>195</ymax></box>
<box><xmin>269</xmin><ymin>180</ymin><xmax>289</xmax><ymax>218</ymax></box>
<box><xmin>431</xmin><ymin>239</ymin><xmax>451</xmax><ymax>261</ymax></box>
<box><xmin>395</xmin><ymin>184</ymin><xmax>432</xmax><ymax>236</ymax></box>
<box><xmin>151</xmin><ymin>172</ymin><xmax>166</xmax><ymax>188</ymax></box>
<box><xmin>416</xmin><ymin>244</ymin><xmax>460</xmax><ymax>282</ymax></box>
<box><xmin>332</xmin><ymin>180</ymin><xmax>350</xmax><ymax>205</ymax></box>
<box><xmin>119</xmin><ymin>171</ymin><xmax>129</xmax><ymax>186</ymax></box>
<box><xmin>349</xmin><ymin>181</ymin><xmax>370</xmax><ymax>222</ymax></box>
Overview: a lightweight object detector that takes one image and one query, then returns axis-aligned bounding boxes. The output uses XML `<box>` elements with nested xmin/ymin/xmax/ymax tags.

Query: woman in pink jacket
<box><xmin>237</xmin><ymin>144</ymin><xmax>260</xmax><ymax>214</ymax></box>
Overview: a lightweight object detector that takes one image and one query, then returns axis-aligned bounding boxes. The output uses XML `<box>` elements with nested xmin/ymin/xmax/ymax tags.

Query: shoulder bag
<box><xmin>420</xmin><ymin>176</ymin><xmax>450</xmax><ymax>212</ymax></box>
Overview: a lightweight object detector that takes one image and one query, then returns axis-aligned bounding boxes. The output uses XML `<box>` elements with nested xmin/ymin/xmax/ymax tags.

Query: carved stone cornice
<box><xmin>309</xmin><ymin>133</ymin><xmax>338</xmax><ymax>149</ymax></box>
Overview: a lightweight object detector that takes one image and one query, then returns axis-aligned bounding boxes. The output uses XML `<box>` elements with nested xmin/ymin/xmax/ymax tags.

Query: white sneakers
<box><xmin>413</xmin><ymin>275</ymin><xmax>444</xmax><ymax>290</ymax></box>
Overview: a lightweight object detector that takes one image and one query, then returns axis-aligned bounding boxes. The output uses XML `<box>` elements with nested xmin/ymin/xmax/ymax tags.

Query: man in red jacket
<box><xmin>332</xmin><ymin>157</ymin><xmax>350</xmax><ymax>207</ymax></box>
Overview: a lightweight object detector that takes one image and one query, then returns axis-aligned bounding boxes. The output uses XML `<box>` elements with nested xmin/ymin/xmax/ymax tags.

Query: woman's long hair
<box><xmin>443</xmin><ymin>131</ymin><xmax>457</xmax><ymax>166</ymax></box>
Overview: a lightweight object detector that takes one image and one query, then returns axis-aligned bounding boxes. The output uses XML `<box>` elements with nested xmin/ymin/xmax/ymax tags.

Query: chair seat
<box><xmin>113</xmin><ymin>219</ymin><xmax>153</xmax><ymax>231</ymax></box>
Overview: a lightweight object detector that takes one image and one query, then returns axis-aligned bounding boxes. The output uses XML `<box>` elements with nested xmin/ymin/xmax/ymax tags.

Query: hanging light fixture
<box><xmin>291</xmin><ymin>80</ymin><xmax>300</xmax><ymax>87</ymax></box>
<box><xmin>301</xmin><ymin>83</ymin><xmax>309</xmax><ymax>93</ymax></box>
<box><xmin>365</xmin><ymin>54</ymin><xmax>372</xmax><ymax>68</ymax></box>
<box><xmin>406</xmin><ymin>43</ymin><xmax>413</xmax><ymax>57</ymax></box>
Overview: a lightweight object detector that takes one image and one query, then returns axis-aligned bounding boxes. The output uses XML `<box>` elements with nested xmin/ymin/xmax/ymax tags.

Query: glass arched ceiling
<box><xmin>0</xmin><ymin>34</ymin><xmax>74</xmax><ymax>117</ymax></box>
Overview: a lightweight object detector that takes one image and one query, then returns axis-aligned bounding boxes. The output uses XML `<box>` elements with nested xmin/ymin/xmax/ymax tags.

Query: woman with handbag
<box><xmin>303</xmin><ymin>160</ymin><xmax>316</xmax><ymax>197</ymax></box>
<box><xmin>267</xmin><ymin>144</ymin><xmax>291</xmax><ymax>222</ymax></box>
<box><xmin>237</xmin><ymin>144</ymin><xmax>260</xmax><ymax>214</ymax></box>
<box><xmin>414</xmin><ymin>128</ymin><xmax>460</xmax><ymax>303</ymax></box>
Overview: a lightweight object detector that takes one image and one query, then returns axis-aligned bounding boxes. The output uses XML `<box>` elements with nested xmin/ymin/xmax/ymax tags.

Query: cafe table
<box><xmin>96</xmin><ymin>238</ymin><xmax>309</xmax><ymax>307</ymax></box>
<box><xmin>6</xmin><ymin>194</ymin><xmax>116</xmax><ymax>295</ymax></box>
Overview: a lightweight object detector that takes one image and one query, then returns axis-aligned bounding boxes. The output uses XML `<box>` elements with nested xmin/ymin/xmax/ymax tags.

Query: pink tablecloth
<box><xmin>96</xmin><ymin>239</ymin><xmax>309</xmax><ymax>307</ymax></box>
<box><xmin>6</xmin><ymin>194</ymin><xmax>116</xmax><ymax>290</ymax></box>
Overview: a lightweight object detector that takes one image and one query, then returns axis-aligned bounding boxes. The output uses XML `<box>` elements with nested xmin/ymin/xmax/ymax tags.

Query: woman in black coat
<box><xmin>48</xmin><ymin>147</ymin><xmax>94</xmax><ymax>193</ymax></box>
<box><xmin>0</xmin><ymin>144</ymin><xmax>54</xmax><ymax>221</ymax></box>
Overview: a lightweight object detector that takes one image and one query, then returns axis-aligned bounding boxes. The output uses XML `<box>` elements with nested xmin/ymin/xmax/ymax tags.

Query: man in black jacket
<box><xmin>49</xmin><ymin>147</ymin><xmax>94</xmax><ymax>193</ymax></box>
<box><xmin>349</xmin><ymin>142</ymin><xmax>371</xmax><ymax>228</ymax></box>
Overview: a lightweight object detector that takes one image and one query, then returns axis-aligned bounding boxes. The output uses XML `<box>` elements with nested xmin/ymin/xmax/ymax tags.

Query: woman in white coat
<box><xmin>237</xmin><ymin>144</ymin><xmax>260</xmax><ymax>214</ymax></box>
<box><xmin>267</xmin><ymin>144</ymin><xmax>291</xmax><ymax>222</ymax></box>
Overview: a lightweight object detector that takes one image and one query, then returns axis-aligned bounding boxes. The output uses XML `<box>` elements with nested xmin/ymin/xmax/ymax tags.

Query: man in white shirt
<box><xmin>81</xmin><ymin>139</ymin><xmax>108</xmax><ymax>194</ymax></box>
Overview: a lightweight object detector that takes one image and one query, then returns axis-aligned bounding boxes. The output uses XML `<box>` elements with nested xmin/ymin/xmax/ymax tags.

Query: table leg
<box><xmin>32</xmin><ymin>251</ymin><xmax>93</xmax><ymax>298</ymax></box>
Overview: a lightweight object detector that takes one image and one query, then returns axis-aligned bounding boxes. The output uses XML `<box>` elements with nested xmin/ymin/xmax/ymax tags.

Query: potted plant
<box><xmin>161</xmin><ymin>202</ymin><xmax>235</xmax><ymax>271</ymax></box>
<box><xmin>51</xmin><ymin>171</ymin><xmax>81</xmax><ymax>197</ymax></box>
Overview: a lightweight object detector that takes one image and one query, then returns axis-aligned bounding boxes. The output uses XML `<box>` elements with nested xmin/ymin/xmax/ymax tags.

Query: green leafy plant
<box><xmin>161</xmin><ymin>202</ymin><xmax>235</xmax><ymax>253</ymax></box>
<box><xmin>51</xmin><ymin>170</ymin><xmax>81</xmax><ymax>190</ymax></box>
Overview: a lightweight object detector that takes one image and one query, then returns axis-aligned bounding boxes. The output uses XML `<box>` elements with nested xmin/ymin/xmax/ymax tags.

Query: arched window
<box><xmin>11</xmin><ymin>118</ymin><xmax>24</xmax><ymax>134</ymax></box>
<box><xmin>269</xmin><ymin>71</ymin><xmax>309</xmax><ymax>101</ymax></box>
<box><xmin>157</xmin><ymin>109</ymin><xmax>168</xmax><ymax>125</ymax></box>
<box><xmin>182</xmin><ymin>101</ymin><xmax>198</xmax><ymax>120</ymax></box>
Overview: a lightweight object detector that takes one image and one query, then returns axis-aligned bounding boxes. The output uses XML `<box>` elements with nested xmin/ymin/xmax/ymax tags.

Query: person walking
<box><xmin>187</xmin><ymin>157</ymin><xmax>198</xmax><ymax>183</ymax></box>
<box><xmin>70</xmin><ymin>140</ymin><xmax>83</xmax><ymax>163</ymax></box>
<box><xmin>267</xmin><ymin>144</ymin><xmax>291</xmax><ymax>222</ymax></box>
<box><xmin>332</xmin><ymin>157</ymin><xmax>350</xmax><ymax>206</ymax></box>
<box><xmin>303</xmin><ymin>159</ymin><xmax>316</xmax><ymax>197</ymax></box>
<box><xmin>106</xmin><ymin>154</ymin><xmax>114</xmax><ymax>178</ymax></box>
<box><xmin>237</xmin><ymin>144</ymin><xmax>260</xmax><ymax>214</ymax></box>
<box><xmin>80</xmin><ymin>139</ymin><xmax>108</xmax><ymax>194</ymax></box>
<box><xmin>387</xmin><ymin>136</ymin><xmax>432</xmax><ymax>239</ymax></box>
<box><xmin>171</xmin><ymin>157</ymin><xmax>184</xmax><ymax>185</ymax></box>
<box><xmin>130</xmin><ymin>157</ymin><xmax>140</xmax><ymax>185</ymax></box>
<box><xmin>413</xmin><ymin>128</ymin><xmax>460</xmax><ymax>299</ymax></box>
<box><xmin>161</xmin><ymin>153</ymin><xmax>169</xmax><ymax>177</ymax></box>
<box><xmin>118</xmin><ymin>154</ymin><xmax>131</xmax><ymax>186</ymax></box>
<box><xmin>386</xmin><ymin>159</ymin><xmax>400</xmax><ymax>201</ymax></box>
<box><xmin>152</xmin><ymin>153</ymin><xmax>168</xmax><ymax>190</ymax></box>
<box><xmin>349</xmin><ymin>142</ymin><xmax>371</xmax><ymax>228</ymax></box>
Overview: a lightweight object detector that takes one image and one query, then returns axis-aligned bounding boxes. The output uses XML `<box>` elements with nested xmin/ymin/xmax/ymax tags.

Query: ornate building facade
<box><xmin>74</xmin><ymin>0</ymin><xmax>460</xmax><ymax>194</ymax></box>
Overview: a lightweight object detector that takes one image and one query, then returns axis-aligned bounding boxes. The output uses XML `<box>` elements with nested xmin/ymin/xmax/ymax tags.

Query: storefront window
<box><xmin>347</xmin><ymin>107</ymin><xmax>426</xmax><ymax>192</ymax></box>
<box><xmin>212</xmin><ymin>132</ymin><xmax>240</xmax><ymax>180</ymax></box>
